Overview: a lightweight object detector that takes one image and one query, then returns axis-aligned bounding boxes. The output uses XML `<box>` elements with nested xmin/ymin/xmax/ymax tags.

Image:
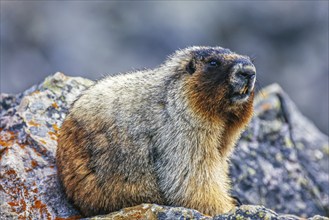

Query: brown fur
<box><xmin>57</xmin><ymin>115</ymin><xmax>163</xmax><ymax>216</ymax></box>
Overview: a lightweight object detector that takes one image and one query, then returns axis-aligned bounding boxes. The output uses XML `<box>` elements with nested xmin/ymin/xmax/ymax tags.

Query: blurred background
<box><xmin>1</xmin><ymin>1</ymin><xmax>328</xmax><ymax>134</ymax></box>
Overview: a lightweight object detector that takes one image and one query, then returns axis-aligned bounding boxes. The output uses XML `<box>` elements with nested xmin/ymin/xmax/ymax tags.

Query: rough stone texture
<box><xmin>87</xmin><ymin>204</ymin><xmax>328</xmax><ymax>220</ymax></box>
<box><xmin>0</xmin><ymin>72</ymin><xmax>328</xmax><ymax>219</ymax></box>
<box><xmin>0</xmin><ymin>73</ymin><xmax>93</xmax><ymax>219</ymax></box>
<box><xmin>230</xmin><ymin>84</ymin><xmax>329</xmax><ymax>218</ymax></box>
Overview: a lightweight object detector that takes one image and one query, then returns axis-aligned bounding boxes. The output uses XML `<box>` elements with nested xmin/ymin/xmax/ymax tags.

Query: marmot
<box><xmin>56</xmin><ymin>46</ymin><xmax>256</xmax><ymax>217</ymax></box>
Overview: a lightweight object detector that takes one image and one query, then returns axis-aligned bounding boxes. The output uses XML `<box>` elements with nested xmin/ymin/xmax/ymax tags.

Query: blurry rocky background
<box><xmin>1</xmin><ymin>1</ymin><xmax>328</xmax><ymax>135</ymax></box>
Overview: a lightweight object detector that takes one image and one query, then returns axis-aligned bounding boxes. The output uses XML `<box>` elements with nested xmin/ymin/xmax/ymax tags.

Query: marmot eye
<box><xmin>209</xmin><ymin>60</ymin><xmax>218</xmax><ymax>67</ymax></box>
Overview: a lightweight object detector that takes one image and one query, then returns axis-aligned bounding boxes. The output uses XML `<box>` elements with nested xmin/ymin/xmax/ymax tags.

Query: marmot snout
<box><xmin>56</xmin><ymin>46</ymin><xmax>256</xmax><ymax>217</ymax></box>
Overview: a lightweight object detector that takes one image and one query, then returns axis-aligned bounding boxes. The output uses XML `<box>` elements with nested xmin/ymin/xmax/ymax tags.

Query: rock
<box><xmin>231</xmin><ymin>84</ymin><xmax>329</xmax><ymax>218</ymax></box>
<box><xmin>84</xmin><ymin>204</ymin><xmax>279</xmax><ymax>220</ymax></box>
<box><xmin>0</xmin><ymin>73</ymin><xmax>328</xmax><ymax>219</ymax></box>
<box><xmin>0</xmin><ymin>73</ymin><xmax>93</xmax><ymax>219</ymax></box>
<box><xmin>87</xmin><ymin>204</ymin><xmax>211</xmax><ymax>220</ymax></box>
<box><xmin>86</xmin><ymin>204</ymin><xmax>329</xmax><ymax>220</ymax></box>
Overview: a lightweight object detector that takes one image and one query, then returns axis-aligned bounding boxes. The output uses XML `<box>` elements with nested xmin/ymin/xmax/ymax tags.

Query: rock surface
<box><xmin>230</xmin><ymin>84</ymin><xmax>329</xmax><ymax>217</ymax></box>
<box><xmin>87</xmin><ymin>204</ymin><xmax>326</xmax><ymax>220</ymax></box>
<box><xmin>0</xmin><ymin>72</ymin><xmax>328</xmax><ymax>219</ymax></box>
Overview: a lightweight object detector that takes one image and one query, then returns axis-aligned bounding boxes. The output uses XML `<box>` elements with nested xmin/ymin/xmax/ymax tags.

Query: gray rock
<box><xmin>0</xmin><ymin>73</ymin><xmax>328</xmax><ymax>219</ymax></box>
<box><xmin>85</xmin><ymin>204</ymin><xmax>328</xmax><ymax>220</ymax></box>
<box><xmin>1</xmin><ymin>73</ymin><xmax>93</xmax><ymax>219</ymax></box>
<box><xmin>231</xmin><ymin>84</ymin><xmax>329</xmax><ymax>218</ymax></box>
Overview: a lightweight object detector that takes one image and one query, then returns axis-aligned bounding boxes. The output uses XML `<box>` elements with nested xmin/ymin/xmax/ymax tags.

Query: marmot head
<box><xmin>166</xmin><ymin>46</ymin><xmax>256</xmax><ymax>121</ymax></box>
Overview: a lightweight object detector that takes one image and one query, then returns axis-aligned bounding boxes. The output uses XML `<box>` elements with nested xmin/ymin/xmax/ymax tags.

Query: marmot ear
<box><xmin>186</xmin><ymin>58</ymin><xmax>196</xmax><ymax>74</ymax></box>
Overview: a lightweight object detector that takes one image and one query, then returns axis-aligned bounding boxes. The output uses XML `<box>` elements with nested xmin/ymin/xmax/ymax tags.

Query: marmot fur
<box><xmin>56</xmin><ymin>46</ymin><xmax>256</xmax><ymax>217</ymax></box>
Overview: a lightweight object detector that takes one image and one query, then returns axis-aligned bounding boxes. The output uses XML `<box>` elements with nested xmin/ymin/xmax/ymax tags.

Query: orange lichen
<box><xmin>31</xmin><ymin>148</ymin><xmax>42</xmax><ymax>156</ymax></box>
<box><xmin>40</xmin><ymin>147</ymin><xmax>48</xmax><ymax>155</ymax></box>
<box><xmin>33</xmin><ymin>200</ymin><xmax>43</xmax><ymax>209</ymax></box>
<box><xmin>8</xmin><ymin>201</ymin><xmax>19</xmax><ymax>207</ymax></box>
<box><xmin>1</xmin><ymin>122</ymin><xmax>78</xmax><ymax>219</ymax></box>
<box><xmin>0</xmin><ymin>129</ymin><xmax>27</xmax><ymax>151</ymax></box>
<box><xmin>18</xmin><ymin>143</ymin><xmax>27</xmax><ymax>149</ymax></box>
<box><xmin>28</xmin><ymin>121</ymin><xmax>40</xmax><ymax>127</ymax></box>
<box><xmin>1</xmin><ymin>132</ymin><xmax>61</xmax><ymax>219</ymax></box>
<box><xmin>0</xmin><ymin>130</ymin><xmax>16</xmax><ymax>147</ymax></box>
<box><xmin>7</xmin><ymin>199</ymin><xmax>26</xmax><ymax>212</ymax></box>
<box><xmin>25</xmin><ymin>168</ymin><xmax>33</xmax><ymax>172</ymax></box>
<box><xmin>52</xmin><ymin>102</ymin><xmax>59</xmax><ymax>109</ymax></box>
<box><xmin>39</xmin><ymin>139</ymin><xmax>47</xmax><ymax>145</ymax></box>
<box><xmin>52</xmin><ymin>124</ymin><xmax>59</xmax><ymax>132</ymax></box>
<box><xmin>32</xmin><ymin>91</ymin><xmax>41</xmax><ymax>95</ymax></box>
<box><xmin>33</xmin><ymin>200</ymin><xmax>51</xmax><ymax>220</ymax></box>
<box><xmin>0</xmin><ymin>131</ymin><xmax>18</xmax><ymax>160</ymax></box>
<box><xmin>31</xmin><ymin>160</ymin><xmax>38</xmax><ymax>168</ymax></box>
<box><xmin>5</xmin><ymin>169</ymin><xmax>17</xmax><ymax>176</ymax></box>
<box><xmin>20</xmin><ymin>199</ymin><xmax>27</xmax><ymax>212</ymax></box>
<box><xmin>48</xmin><ymin>131</ymin><xmax>58</xmax><ymax>140</ymax></box>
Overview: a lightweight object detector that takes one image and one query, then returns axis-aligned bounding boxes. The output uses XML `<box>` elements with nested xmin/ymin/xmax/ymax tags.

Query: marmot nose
<box><xmin>237</xmin><ymin>68</ymin><xmax>255</xmax><ymax>80</ymax></box>
<box><xmin>232</xmin><ymin>64</ymin><xmax>256</xmax><ymax>80</ymax></box>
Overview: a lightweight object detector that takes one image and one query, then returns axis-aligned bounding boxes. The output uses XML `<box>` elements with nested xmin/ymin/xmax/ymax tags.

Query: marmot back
<box><xmin>56</xmin><ymin>46</ymin><xmax>256</xmax><ymax>217</ymax></box>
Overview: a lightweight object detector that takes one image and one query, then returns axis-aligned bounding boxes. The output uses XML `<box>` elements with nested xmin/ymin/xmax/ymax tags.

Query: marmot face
<box><xmin>174</xmin><ymin>46</ymin><xmax>256</xmax><ymax>121</ymax></box>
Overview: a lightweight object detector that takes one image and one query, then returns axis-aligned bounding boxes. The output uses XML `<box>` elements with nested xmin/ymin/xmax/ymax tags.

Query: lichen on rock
<box><xmin>0</xmin><ymin>73</ymin><xmax>328</xmax><ymax>219</ymax></box>
<box><xmin>1</xmin><ymin>73</ymin><xmax>93</xmax><ymax>219</ymax></box>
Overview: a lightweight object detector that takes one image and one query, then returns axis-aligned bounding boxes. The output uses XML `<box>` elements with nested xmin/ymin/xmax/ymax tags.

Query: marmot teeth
<box><xmin>241</xmin><ymin>86</ymin><xmax>248</xmax><ymax>94</ymax></box>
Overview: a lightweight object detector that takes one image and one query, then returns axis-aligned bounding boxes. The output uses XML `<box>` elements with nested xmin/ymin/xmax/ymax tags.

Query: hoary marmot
<box><xmin>56</xmin><ymin>46</ymin><xmax>256</xmax><ymax>217</ymax></box>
